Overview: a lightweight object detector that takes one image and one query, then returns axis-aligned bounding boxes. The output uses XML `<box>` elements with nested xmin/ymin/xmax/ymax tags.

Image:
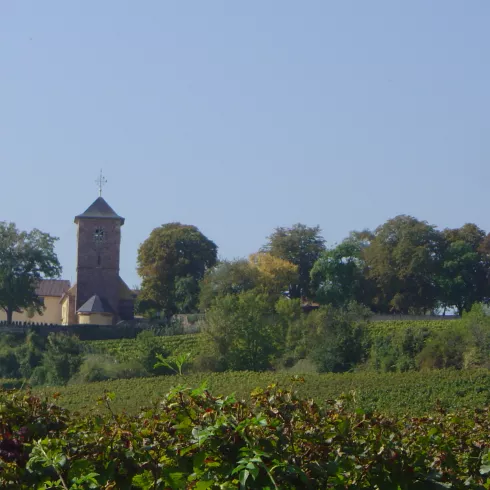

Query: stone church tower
<box><xmin>60</xmin><ymin>196</ymin><xmax>134</xmax><ymax>325</ymax></box>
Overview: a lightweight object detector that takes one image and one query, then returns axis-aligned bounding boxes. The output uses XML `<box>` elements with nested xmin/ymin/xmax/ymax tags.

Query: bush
<box><xmin>40</xmin><ymin>333</ymin><xmax>84</xmax><ymax>385</ymax></box>
<box><xmin>368</xmin><ymin>328</ymin><xmax>429</xmax><ymax>372</ymax></box>
<box><xmin>29</xmin><ymin>366</ymin><xmax>47</xmax><ymax>386</ymax></box>
<box><xmin>417</xmin><ymin>328</ymin><xmax>468</xmax><ymax>370</ymax></box>
<box><xmin>16</xmin><ymin>332</ymin><xmax>44</xmax><ymax>379</ymax></box>
<box><xmin>134</xmin><ymin>330</ymin><xmax>173</xmax><ymax>375</ymax></box>
<box><xmin>310</xmin><ymin>303</ymin><xmax>370</xmax><ymax>373</ymax></box>
<box><xmin>0</xmin><ymin>349</ymin><xmax>20</xmax><ymax>378</ymax></box>
<box><xmin>203</xmin><ymin>291</ymin><xmax>282</xmax><ymax>371</ymax></box>
<box><xmin>71</xmin><ymin>355</ymin><xmax>149</xmax><ymax>383</ymax></box>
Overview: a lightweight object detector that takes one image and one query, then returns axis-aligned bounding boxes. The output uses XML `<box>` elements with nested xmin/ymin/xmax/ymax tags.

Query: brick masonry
<box><xmin>75</xmin><ymin>217</ymin><xmax>124</xmax><ymax>323</ymax></box>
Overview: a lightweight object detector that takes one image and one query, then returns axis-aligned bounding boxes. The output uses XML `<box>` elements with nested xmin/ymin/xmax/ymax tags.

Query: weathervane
<box><xmin>95</xmin><ymin>170</ymin><xmax>107</xmax><ymax>197</ymax></box>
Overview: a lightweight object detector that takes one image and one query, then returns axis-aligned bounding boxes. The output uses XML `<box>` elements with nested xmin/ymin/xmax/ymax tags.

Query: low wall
<box><xmin>0</xmin><ymin>322</ymin><xmax>190</xmax><ymax>341</ymax></box>
<box><xmin>372</xmin><ymin>314</ymin><xmax>459</xmax><ymax>321</ymax></box>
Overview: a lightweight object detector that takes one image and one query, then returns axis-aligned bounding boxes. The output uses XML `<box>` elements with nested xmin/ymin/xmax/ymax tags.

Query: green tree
<box><xmin>0</xmin><ymin>222</ymin><xmax>61</xmax><ymax>324</ymax></box>
<box><xmin>310</xmin><ymin>238</ymin><xmax>371</xmax><ymax>307</ymax></box>
<box><xmin>310</xmin><ymin>303</ymin><xmax>371</xmax><ymax>373</ymax></box>
<box><xmin>438</xmin><ymin>224</ymin><xmax>489</xmax><ymax>315</ymax></box>
<box><xmin>363</xmin><ymin>215</ymin><xmax>444</xmax><ymax>314</ymax></box>
<box><xmin>262</xmin><ymin>223</ymin><xmax>325</xmax><ymax>299</ymax></box>
<box><xmin>137</xmin><ymin>223</ymin><xmax>217</xmax><ymax>316</ymax></box>
<box><xmin>38</xmin><ymin>333</ymin><xmax>83</xmax><ymax>385</ymax></box>
<box><xmin>199</xmin><ymin>259</ymin><xmax>260</xmax><ymax>311</ymax></box>
<box><xmin>203</xmin><ymin>291</ymin><xmax>281</xmax><ymax>371</ymax></box>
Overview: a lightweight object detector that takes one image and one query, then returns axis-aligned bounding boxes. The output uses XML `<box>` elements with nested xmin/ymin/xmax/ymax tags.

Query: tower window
<box><xmin>93</xmin><ymin>228</ymin><xmax>105</xmax><ymax>243</ymax></box>
<box><xmin>97</xmin><ymin>254</ymin><xmax>101</xmax><ymax>267</ymax></box>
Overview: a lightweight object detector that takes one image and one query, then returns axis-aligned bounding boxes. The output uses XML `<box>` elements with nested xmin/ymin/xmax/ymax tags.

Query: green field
<box><xmin>34</xmin><ymin>368</ymin><xmax>490</xmax><ymax>416</ymax></box>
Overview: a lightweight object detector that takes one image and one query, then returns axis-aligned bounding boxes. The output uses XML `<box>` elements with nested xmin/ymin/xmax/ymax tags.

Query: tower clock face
<box><xmin>93</xmin><ymin>227</ymin><xmax>105</xmax><ymax>244</ymax></box>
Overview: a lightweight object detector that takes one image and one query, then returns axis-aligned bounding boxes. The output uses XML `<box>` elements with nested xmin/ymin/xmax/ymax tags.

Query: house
<box><xmin>0</xmin><ymin>279</ymin><xmax>70</xmax><ymax>324</ymax></box>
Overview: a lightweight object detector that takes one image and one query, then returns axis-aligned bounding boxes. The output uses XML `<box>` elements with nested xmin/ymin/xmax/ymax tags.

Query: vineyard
<box><xmin>365</xmin><ymin>318</ymin><xmax>457</xmax><ymax>339</ymax></box>
<box><xmin>84</xmin><ymin>333</ymin><xmax>203</xmax><ymax>362</ymax></box>
<box><xmin>4</xmin><ymin>384</ymin><xmax>490</xmax><ymax>488</ymax></box>
<box><xmin>34</xmin><ymin>368</ymin><xmax>490</xmax><ymax>416</ymax></box>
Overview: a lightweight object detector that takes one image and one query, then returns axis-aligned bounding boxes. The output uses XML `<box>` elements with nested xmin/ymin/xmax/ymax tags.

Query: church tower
<box><xmin>60</xmin><ymin>175</ymin><xmax>135</xmax><ymax>326</ymax></box>
<box><xmin>74</xmin><ymin>196</ymin><xmax>125</xmax><ymax>324</ymax></box>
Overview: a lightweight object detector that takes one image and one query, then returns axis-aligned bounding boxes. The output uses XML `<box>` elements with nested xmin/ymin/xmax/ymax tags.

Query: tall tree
<box><xmin>137</xmin><ymin>223</ymin><xmax>217</xmax><ymax>316</ymax></box>
<box><xmin>199</xmin><ymin>254</ymin><xmax>298</xmax><ymax>311</ymax></box>
<box><xmin>198</xmin><ymin>259</ymin><xmax>260</xmax><ymax>311</ymax></box>
<box><xmin>438</xmin><ymin>224</ymin><xmax>489</xmax><ymax>315</ymax></box>
<box><xmin>249</xmin><ymin>252</ymin><xmax>298</xmax><ymax>297</ymax></box>
<box><xmin>0</xmin><ymin>222</ymin><xmax>61</xmax><ymax>324</ymax></box>
<box><xmin>364</xmin><ymin>215</ymin><xmax>444</xmax><ymax>314</ymax></box>
<box><xmin>262</xmin><ymin>224</ymin><xmax>325</xmax><ymax>299</ymax></box>
<box><xmin>310</xmin><ymin>238</ymin><xmax>371</xmax><ymax>307</ymax></box>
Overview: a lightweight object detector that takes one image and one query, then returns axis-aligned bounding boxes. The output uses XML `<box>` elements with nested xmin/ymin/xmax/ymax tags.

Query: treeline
<box><xmin>137</xmin><ymin>215</ymin><xmax>490</xmax><ymax>317</ymax></box>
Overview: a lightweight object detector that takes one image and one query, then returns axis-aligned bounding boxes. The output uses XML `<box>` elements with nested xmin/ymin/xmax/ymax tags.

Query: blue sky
<box><xmin>1</xmin><ymin>1</ymin><xmax>489</xmax><ymax>287</ymax></box>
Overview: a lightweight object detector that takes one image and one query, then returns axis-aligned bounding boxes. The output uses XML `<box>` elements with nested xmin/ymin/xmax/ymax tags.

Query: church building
<box><xmin>60</xmin><ymin>195</ymin><xmax>135</xmax><ymax>325</ymax></box>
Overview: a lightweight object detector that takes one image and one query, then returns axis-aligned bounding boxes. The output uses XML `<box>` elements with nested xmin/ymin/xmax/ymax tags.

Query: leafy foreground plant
<box><xmin>2</xmin><ymin>385</ymin><xmax>490</xmax><ymax>489</ymax></box>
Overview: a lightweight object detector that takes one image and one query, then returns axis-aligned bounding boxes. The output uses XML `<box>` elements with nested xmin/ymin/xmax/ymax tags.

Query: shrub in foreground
<box><xmin>1</xmin><ymin>385</ymin><xmax>490</xmax><ymax>488</ymax></box>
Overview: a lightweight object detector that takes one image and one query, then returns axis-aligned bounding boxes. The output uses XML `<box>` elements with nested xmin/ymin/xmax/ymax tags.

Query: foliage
<box><xmin>248</xmin><ymin>252</ymin><xmax>298</xmax><ymax>297</ymax></box>
<box><xmin>417</xmin><ymin>327</ymin><xmax>467</xmax><ymax>370</ymax></box>
<box><xmin>137</xmin><ymin>223</ymin><xmax>218</xmax><ymax>316</ymax></box>
<box><xmin>363</xmin><ymin>215</ymin><xmax>444</xmax><ymax>314</ymax></box>
<box><xmin>37</xmin><ymin>333</ymin><xmax>84</xmax><ymax>386</ymax></box>
<box><xmin>310</xmin><ymin>239</ymin><xmax>369</xmax><ymax>307</ymax></box>
<box><xmin>85</xmin><ymin>333</ymin><xmax>202</xmax><ymax>365</ymax></box>
<box><xmin>262</xmin><ymin>223</ymin><xmax>325</xmax><ymax>299</ymax></box>
<box><xmin>70</xmin><ymin>354</ymin><xmax>149</xmax><ymax>383</ymax></box>
<box><xmin>203</xmin><ymin>291</ymin><xmax>282</xmax><ymax>371</ymax></box>
<box><xmin>437</xmin><ymin>224</ymin><xmax>489</xmax><ymax>315</ymax></box>
<box><xmin>198</xmin><ymin>260</ymin><xmax>260</xmax><ymax>311</ymax></box>
<box><xmin>154</xmin><ymin>352</ymin><xmax>191</xmax><ymax>375</ymax></box>
<box><xmin>0</xmin><ymin>349</ymin><xmax>20</xmax><ymax>378</ymax></box>
<box><xmin>0</xmin><ymin>222</ymin><xmax>62</xmax><ymax>324</ymax></box>
<box><xmin>199</xmin><ymin>254</ymin><xmax>297</xmax><ymax>312</ymax></box>
<box><xmin>309</xmin><ymin>303</ymin><xmax>371</xmax><ymax>373</ymax></box>
<box><xmin>3</xmin><ymin>384</ymin><xmax>490</xmax><ymax>488</ymax></box>
<box><xmin>367</xmin><ymin>327</ymin><xmax>429</xmax><ymax>372</ymax></box>
<box><xmin>33</xmin><ymin>368</ymin><xmax>490</xmax><ymax>417</ymax></box>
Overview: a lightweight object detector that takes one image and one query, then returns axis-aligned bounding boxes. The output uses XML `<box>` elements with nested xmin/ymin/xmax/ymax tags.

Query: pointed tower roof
<box><xmin>74</xmin><ymin>197</ymin><xmax>125</xmax><ymax>224</ymax></box>
<box><xmin>77</xmin><ymin>294</ymin><xmax>115</xmax><ymax>314</ymax></box>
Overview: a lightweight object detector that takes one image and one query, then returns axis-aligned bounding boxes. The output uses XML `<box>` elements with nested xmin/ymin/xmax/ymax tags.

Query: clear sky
<box><xmin>1</xmin><ymin>1</ymin><xmax>489</xmax><ymax>287</ymax></box>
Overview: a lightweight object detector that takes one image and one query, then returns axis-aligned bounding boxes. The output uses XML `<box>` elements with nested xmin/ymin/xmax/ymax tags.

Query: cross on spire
<box><xmin>95</xmin><ymin>170</ymin><xmax>107</xmax><ymax>197</ymax></box>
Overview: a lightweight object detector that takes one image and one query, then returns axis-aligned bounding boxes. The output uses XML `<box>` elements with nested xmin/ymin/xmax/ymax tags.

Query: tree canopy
<box><xmin>437</xmin><ymin>224</ymin><xmax>489</xmax><ymax>315</ymax></box>
<box><xmin>362</xmin><ymin>215</ymin><xmax>444</xmax><ymax>314</ymax></box>
<box><xmin>199</xmin><ymin>253</ymin><xmax>297</xmax><ymax>311</ymax></box>
<box><xmin>198</xmin><ymin>259</ymin><xmax>260</xmax><ymax>311</ymax></box>
<box><xmin>0</xmin><ymin>222</ymin><xmax>61</xmax><ymax>324</ymax></box>
<box><xmin>262</xmin><ymin>224</ymin><xmax>325</xmax><ymax>299</ymax></box>
<box><xmin>137</xmin><ymin>223</ymin><xmax>217</xmax><ymax>316</ymax></box>
<box><xmin>310</xmin><ymin>239</ymin><xmax>368</xmax><ymax>308</ymax></box>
